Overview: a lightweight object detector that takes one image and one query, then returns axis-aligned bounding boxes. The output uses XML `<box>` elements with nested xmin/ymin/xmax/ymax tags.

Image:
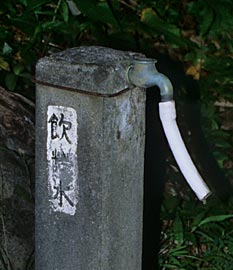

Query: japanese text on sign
<box><xmin>47</xmin><ymin>105</ymin><xmax>78</xmax><ymax>215</ymax></box>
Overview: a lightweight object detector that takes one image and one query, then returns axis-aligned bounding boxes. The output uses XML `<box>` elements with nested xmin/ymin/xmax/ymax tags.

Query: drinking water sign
<box><xmin>47</xmin><ymin>105</ymin><xmax>78</xmax><ymax>215</ymax></box>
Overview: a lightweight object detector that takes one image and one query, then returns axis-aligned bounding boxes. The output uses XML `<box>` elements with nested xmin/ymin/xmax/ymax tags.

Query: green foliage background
<box><xmin>0</xmin><ymin>0</ymin><xmax>232</xmax><ymax>98</ymax></box>
<box><xmin>0</xmin><ymin>0</ymin><xmax>232</xmax><ymax>269</ymax></box>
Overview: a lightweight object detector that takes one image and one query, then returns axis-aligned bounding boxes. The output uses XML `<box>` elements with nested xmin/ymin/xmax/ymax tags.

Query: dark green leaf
<box><xmin>13</xmin><ymin>64</ymin><xmax>24</xmax><ymax>75</ymax></box>
<box><xmin>173</xmin><ymin>216</ymin><xmax>184</xmax><ymax>244</ymax></box>
<box><xmin>5</xmin><ymin>73</ymin><xmax>18</xmax><ymax>91</ymax></box>
<box><xmin>74</xmin><ymin>0</ymin><xmax>120</xmax><ymax>28</ymax></box>
<box><xmin>140</xmin><ymin>8</ymin><xmax>188</xmax><ymax>48</ymax></box>
<box><xmin>19</xmin><ymin>0</ymin><xmax>28</xmax><ymax>7</ymax></box>
<box><xmin>61</xmin><ymin>0</ymin><xmax>69</xmax><ymax>22</ymax></box>
<box><xmin>42</xmin><ymin>21</ymin><xmax>65</xmax><ymax>31</ymax></box>
<box><xmin>199</xmin><ymin>214</ymin><xmax>233</xmax><ymax>227</ymax></box>
<box><xmin>2</xmin><ymin>42</ymin><xmax>12</xmax><ymax>55</ymax></box>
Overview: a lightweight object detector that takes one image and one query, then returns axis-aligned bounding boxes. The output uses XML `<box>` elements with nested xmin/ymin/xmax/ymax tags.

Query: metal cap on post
<box><xmin>35</xmin><ymin>47</ymin><xmax>146</xmax><ymax>270</ymax></box>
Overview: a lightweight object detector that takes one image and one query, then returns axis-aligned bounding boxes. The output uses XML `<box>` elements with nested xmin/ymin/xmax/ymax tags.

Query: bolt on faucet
<box><xmin>126</xmin><ymin>58</ymin><xmax>211</xmax><ymax>202</ymax></box>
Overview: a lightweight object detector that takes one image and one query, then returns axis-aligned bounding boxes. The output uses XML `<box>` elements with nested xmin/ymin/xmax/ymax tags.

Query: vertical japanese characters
<box><xmin>47</xmin><ymin>106</ymin><xmax>78</xmax><ymax>215</ymax></box>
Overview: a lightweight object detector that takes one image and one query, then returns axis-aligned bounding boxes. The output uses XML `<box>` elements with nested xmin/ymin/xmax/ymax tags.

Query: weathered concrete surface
<box><xmin>36</xmin><ymin>46</ymin><xmax>142</xmax><ymax>94</ymax></box>
<box><xmin>0</xmin><ymin>87</ymin><xmax>34</xmax><ymax>270</ymax></box>
<box><xmin>36</xmin><ymin>47</ymin><xmax>145</xmax><ymax>270</ymax></box>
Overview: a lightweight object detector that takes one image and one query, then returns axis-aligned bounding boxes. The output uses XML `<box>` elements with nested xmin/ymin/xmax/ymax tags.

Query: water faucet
<box><xmin>126</xmin><ymin>58</ymin><xmax>211</xmax><ymax>202</ymax></box>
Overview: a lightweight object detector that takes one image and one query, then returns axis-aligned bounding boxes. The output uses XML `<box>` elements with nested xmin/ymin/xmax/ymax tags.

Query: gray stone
<box><xmin>0</xmin><ymin>87</ymin><xmax>34</xmax><ymax>270</ymax></box>
<box><xmin>36</xmin><ymin>46</ymin><xmax>143</xmax><ymax>94</ymax></box>
<box><xmin>36</xmin><ymin>46</ymin><xmax>146</xmax><ymax>270</ymax></box>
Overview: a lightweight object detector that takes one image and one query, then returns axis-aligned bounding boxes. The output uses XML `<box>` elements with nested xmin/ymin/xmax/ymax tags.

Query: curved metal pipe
<box><xmin>127</xmin><ymin>58</ymin><xmax>211</xmax><ymax>202</ymax></box>
<box><xmin>126</xmin><ymin>58</ymin><xmax>173</xmax><ymax>101</ymax></box>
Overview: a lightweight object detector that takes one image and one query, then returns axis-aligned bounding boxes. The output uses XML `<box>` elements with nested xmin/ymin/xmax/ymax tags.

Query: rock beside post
<box><xmin>0</xmin><ymin>87</ymin><xmax>35</xmax><ymax>270</ymax></box>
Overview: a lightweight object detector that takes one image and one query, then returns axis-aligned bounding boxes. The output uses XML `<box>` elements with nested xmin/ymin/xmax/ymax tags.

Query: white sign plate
<box><xmin>47</xmin><ymin>105</ymin><xmax>78</xmax><ymax>215</ymax></box>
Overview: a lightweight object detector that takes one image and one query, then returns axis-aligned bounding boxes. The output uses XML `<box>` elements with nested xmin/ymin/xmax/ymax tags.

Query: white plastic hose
<box><xmin>159</xmin><ymin>101</ymin><xmax>211</xmax><ymax>202</ymax></box>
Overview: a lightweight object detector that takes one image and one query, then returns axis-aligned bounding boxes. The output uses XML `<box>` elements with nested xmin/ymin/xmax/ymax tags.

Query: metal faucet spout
<box><xmin>127</xmin><ymin>58</ymin><xmax>173</xmax><ymax>101</ymax></box>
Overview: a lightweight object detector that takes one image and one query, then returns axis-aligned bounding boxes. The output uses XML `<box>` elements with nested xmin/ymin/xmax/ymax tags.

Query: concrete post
<box><xmin>35</xmin><ymin>46</ymin><xmax>146</xmax><ymax>270</ymax></box>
